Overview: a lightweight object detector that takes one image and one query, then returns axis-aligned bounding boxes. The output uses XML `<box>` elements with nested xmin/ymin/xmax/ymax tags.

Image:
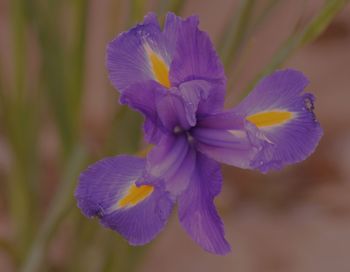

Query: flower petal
<box><xmin>75</xmin><ymin>155</ymin><xmax>174</xmax><ymax>245</ymax></box>
<box><xmin>107</xmin><ymin>13</ymin><xmax>172</xmax><ymax>92</ymax></box>
<box><xmin>233</xmin><ymin>69</ymin><xmax>323</xmax><ymax>172</ymax></box>
<box><xmin>192</xmin><ymin>111</ymin><xmax>265</xmax><ymax>169</ymax></box>
<box><xmin>156</xmin><ymin>91</ymin><xmax>193</xmax><ymax>131</ymax></box>
<box><xmin>169</xmin><ymin>15</ymin><xmax>226</xmax><ymax>110</ymax></box>
<box><xmin>177</xmin><ymin>79</ymin><xmax>226</xmax><ymax>118</ymax></box>
<box><xmin>146</xmin><ymin>134</ymin><xmax>195</xmax><ymax>195</ymax></box>
<box><xmin>163</xmin><ymin>12</ymin><xmax>182</xmax><ymax>57</ymax></box>
<box><xmin>177</xmin><ymin>153</ymin><xmax>231</xmax><ymax>255</ymax></box>
<box><xmin>120</xmin><ymin>80</ymin><xmax>167</xmax><ymax>143</ymax></box>
<box><xmin>155</xmin><ymin>80</ymin><xmax>225</xmax><ymax>133</ymax></box>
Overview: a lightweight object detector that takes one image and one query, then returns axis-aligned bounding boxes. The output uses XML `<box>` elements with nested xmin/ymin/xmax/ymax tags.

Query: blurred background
<box><xmin>1</xmin><ymin>0</ymin><xmax>350</xmax><ymax>271</ymax></box>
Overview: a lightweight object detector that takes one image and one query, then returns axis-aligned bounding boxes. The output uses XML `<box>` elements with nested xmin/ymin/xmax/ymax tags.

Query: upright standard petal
<box><xmin>169</xmin><ymin>15</ymin><xmax>226</xmax><ymax>112</ymax></box>
<box><xmin>75</xmin><ymin>155</ymin><xmax>174</xmax><ymax>245</ymax></box>
<box><xmin>107</xmin><ymin>13</ymin><xmax>172</xmax><ymax>92</ymax></box>
<box><xmin>177</xmin><ymin>79</ymin><xmax>226</xmax><ymax>118</ymax></box>
<box><xmin>177</xmin><ymin>153</ymin><xmax>231</xmax><ymax>255</ymax></box>
<box><xmin>156</xmin><ymin>92</ymin><xmax>194</xmax><ymax>131</ymax></box>
<box><xmin>233</xmin><ymin>69</ymin><xmax>323</xmax><ymax>172</ymax></box>
<box><xmin>162</xmin><ymin>12</ymin><xmax>183</xmax><ymax>59</ymax></box>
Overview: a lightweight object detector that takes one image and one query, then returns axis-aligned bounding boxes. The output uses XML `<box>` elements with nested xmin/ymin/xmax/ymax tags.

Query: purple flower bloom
<box><xmin>75</xmin><ymin>13</ymin><xmax>322</xmax><ymax>255</ymax></box>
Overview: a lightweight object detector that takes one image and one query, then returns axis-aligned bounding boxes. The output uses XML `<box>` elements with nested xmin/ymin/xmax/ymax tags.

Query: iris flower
<box><xmin>75</xmin><ymin>13</ymin><xmax>322</xmax><ymax>255</ymax></box>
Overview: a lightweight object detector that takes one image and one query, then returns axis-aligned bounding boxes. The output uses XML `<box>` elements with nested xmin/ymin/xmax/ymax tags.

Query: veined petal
<box><xmin>178</xmin><ymin>153</ymin><xmax>231</xmax><ymax>255</ymax></box>
<box><xmin>177</xmin><ymin>79</ymin><xmax>225</xmax><ymax>120</ymax></box>
<box><xmin>232</xmin><ymin>69</ymin><xmax>323</xmax><ymax>172</ymax></box>
<box><xmin>75</xmin><ymin>156</ymin><xmax>174</xmax><ymax>245</ymax></box>
<box><xmin>156</xmin><ymin>92</ymin><xmax>193</xmax><ymax>131</ymax></box>
<box><xmin>163</xmin><ymin>12</ymin><xmax>182</xmax><ymax>53</ymax></box>
<box><xmin>155</xmin><ymin>80</ymin><xmax>225</xmax><ymax>133</ymax></box>
<box><xmin>107</xmin><ymin>13</ymin><xmax>172</xmax><ymax>92</ymax></box>
<box><xmin>192</xmin><ymin>111</ymin><xmax>265</xmax><ymax>169</ymax></box>
<box><xmin>169</xmin><ymin>15</ymin><xmax>226</xmax><ymax>109</ymax></box>
<box><xmin>146</xmin><ymin>134</ymin><xmax>195</xmax><ymax>195</ymax></box>
<box><xmin>120</xmin><ymin>80</ymin><xmax>167</xmax><ymax>144</ymax></box>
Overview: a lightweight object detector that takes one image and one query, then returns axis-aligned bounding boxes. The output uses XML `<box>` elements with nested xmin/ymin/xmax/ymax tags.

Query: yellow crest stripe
<box><xmin>145</xmin><ymin>45</ymin><xmax>171</xmax><ymax>88</ymax></box>
<box><xmin>246</xmin><ymin>110</ymin><xmax>293</xmax><ymax>128</ymax></box>
<box><xmin>118</xmin><ymin>184</ymin><xmax>154</xmax><ymax>209</ymax></box>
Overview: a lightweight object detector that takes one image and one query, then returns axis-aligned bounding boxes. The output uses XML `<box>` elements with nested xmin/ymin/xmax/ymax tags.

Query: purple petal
<box><xmin>143</xmin><ymin>12</ymin><xmax>160</xmax><ymax>26</ymax></box>
<box><xmin>177</xmin><ymin>79</ymin><xmax>226</xmax><ymax>117</ymax></box>
<box><xmin>120</xmin><ymin>80</ymin><xmax>167</xmax><ymax>143</ymax></box>
<box><xmin>107</xmin><ymin>13</ymin><xmax>171</xmax><ymax>92</ymax></box>
<box><xmin>177</xmin><ymin>80</ymin><xmax>210</xmax><ymax>124</ymax></box>
<box><xmin>169</xmin><ymin>15</ymin><xmax>226</xmax><ymax>109</ymax></box>
<box><xmin>177</xmin><ymin>153</ymin><xmax>231</xmax><ymax>255</ymax></box>
<box><xmin>156</xmin><ymin>91</ymin><xmax>192</xmax><ymax>131</ymax></box>
<box><xmin>146</xmin><ymin>134</ymin><xmax>195</xmax><ymax>195</ymax></box>
<box><xmin>234</xmin><ymin>69</ymin><xmax>309</xmax><ymax>115</ymax></box>
<box><xmin>75</xmin><ymin>155</ymin><xmax>174</xmax><ymax>245</ymax></box>
<box><xmin>232</xmin><ymin>69</ymin><xmax>323</xmax><ymax>172</ymax></box>
<box><xmin>155</xmin><ymin>80</ymin><xmax>225</xmax><ymax>133</ymax></box>
<box><xmin>163</xmin><ymin>12</ymin><xmax>183</xmax><ymax>58</ymax></box>
<box><xmin>192</xmin><ymin>111</ymin><xmax>265</xmax><ymax>169</ymax></box>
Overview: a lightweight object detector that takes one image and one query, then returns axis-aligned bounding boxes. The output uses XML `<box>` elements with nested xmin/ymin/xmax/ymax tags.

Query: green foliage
<box><xmin>242</xmin><ymin>0</ymin><xmax>349</xmax><ymax>96</ymax></box>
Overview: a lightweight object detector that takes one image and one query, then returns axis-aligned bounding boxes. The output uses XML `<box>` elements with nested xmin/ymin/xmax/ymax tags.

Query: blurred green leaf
<box><xmin>10</xmin><ymin>0</ymin><xmax>26</xmax><ymax>100</ymax></box>
<box><xmin>20</xmin><ymin>145</ymin><xmax>87</xmax><ymax>272</ymax></box>
<box><xmin>226</xmin><ymin>0</ymin><xmax>282</xmax><ymax>92</ymax></box>
<box><xmin>218</xmin><ymin>0</ymin><xmax>257</xmax><ymax>69</ymax></box>
<box><xmin>156</xmin><ymin>0</ymin><xmax>186</xmax><ymax>15</ymax></box>
<box><xmin>128</xmin><ymin>0</ymin><xmax>146</xmax><ymax>26</ymax></box>
<box><xmin>243</xmin><ymin>0</ymin><xmax>349</xmax><ymax>96</ymax></box>
<box><xmin>68</xmin><ymin>0</ymin><xmax>89</xmax><ymax>126</ymax></box>
<box><xmin>7</xmin><ymin>0</ymin><xmax>41</xmax><ymax>257</ymax></box>
<box><xmin>29</xmin><ymin>0</ymin><xmax>74</xmax><ymax>153</ymax></box>
<box><xmin>300</xmin><ymin>0</ymin><xmax>349</xmax><ymax>45</ymax></box>
<box><xmin>249</xmin><ymin>0</ymin><xmax>281</xmax><ymax>35</ymax></box>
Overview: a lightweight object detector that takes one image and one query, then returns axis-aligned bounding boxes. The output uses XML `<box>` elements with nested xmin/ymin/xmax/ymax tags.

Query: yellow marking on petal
<box><xmin>145</xmin><ymin>45</ymin><xmax>171</xmax><ymax>88</ymax></box>
<box><xmin>246</xmin><ymin>110</ymin><xmax>293</xmax><ymax>128</ymax></box>
<box><xmin>118</xmin><ymin>184</ymin><xmax>154</xmax><ymax>208</ymax></box>
<box><xmin>136</xmin><ymin>144</ymin><xmax>154</xmax><ymax>158</ymax></box>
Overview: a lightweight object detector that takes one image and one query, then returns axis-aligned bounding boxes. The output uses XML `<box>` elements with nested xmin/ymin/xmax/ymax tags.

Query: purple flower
<box><xmin>75</xmin><ymin>13</ymin><xmax>322</xmax><ymax>255</ymax></box>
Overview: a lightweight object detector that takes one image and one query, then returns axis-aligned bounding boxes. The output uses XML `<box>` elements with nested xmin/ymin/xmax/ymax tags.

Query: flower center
<box><xmin>173</xmin><ymin>126</ymin><xmax>183</xmax><ymax>134</ymax></box>
<box><xmin>173</xmin><ymin>126</ymin><xmax>195</xmax><ymax>144</ymax></box>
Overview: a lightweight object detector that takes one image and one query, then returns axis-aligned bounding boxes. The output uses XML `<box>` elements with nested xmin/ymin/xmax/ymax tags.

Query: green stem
<box><xmin>249</xmin><ymin>0</ymin><xmax>281</xmax><ymax>34</ymax></box>
<box><xmin>20</xmin><ymin>146</ymin><xmax>87</xmax><ymax>272</ymax></box>
<box><xmin>10</xmin><ymin>0</ymin><xmax>26</xmax><ymax>101</ymax></box>
<box><xmin>29</xmin><ymin>0</ymin><xmax>74</xmax><ymax>154</ymax></box>
<box><xmin>8</xmin><ymin>0</ymin><xmax>39</xmax><ymax>257</ymax></box>
<box><xmin>226</xmin><ymin>0</ymin><xmax>282</xmax><ymax>94</ymax></box>
<box><xmin>218</xmin><ymin>0</ymin><xmax>257</xmax><ymax>69</ymax></box>
<box><xmin>69</xmin><ymin>0</ymin><xmax>89</xmax><ymax>129</ymax></box>
<box><xmin>242</xmin><ymin>0</ymin><xmax>349</xmax><ymax>97</ymax></box>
